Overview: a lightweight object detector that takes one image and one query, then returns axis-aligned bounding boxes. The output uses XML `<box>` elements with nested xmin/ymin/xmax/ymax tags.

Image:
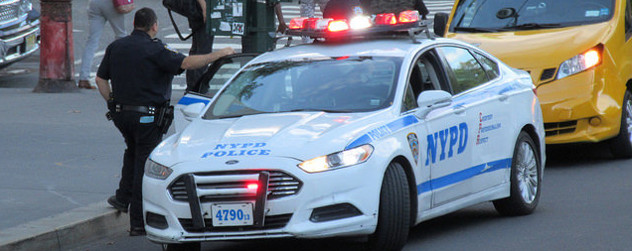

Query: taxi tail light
<box><xmin>289</xmin><ymin>17</ymin><xmax>308</xmax><ymax>30</ymax></box>
<box><xmin>375</xmin><ymin>13</ymin><xmax>398</xmax><ymax>25</ymax></box>
<box><xmin>327</xmin><ymin>20</ymin><xmax>350</xmax><ymax>32</ymax></box>
<box><xmin>398</xmin><ymin>10</ymin><xmax>420</xmax><ymax>23</ymax></box>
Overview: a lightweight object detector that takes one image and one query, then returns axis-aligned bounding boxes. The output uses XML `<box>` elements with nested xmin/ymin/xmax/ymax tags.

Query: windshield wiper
<box><xmin>453</xmin><ymin>26</ymin><xmax>499</xmax><ymax>33</ymax></box>
<box><xmin>500</xmin><ymin>23</ymin><xmax>561</xmax><ymax>31</ymax></box>
<box><xmin>288</xmin><ymin>108</ymin><xmax>353</xmax><ymax>113</ymax></box>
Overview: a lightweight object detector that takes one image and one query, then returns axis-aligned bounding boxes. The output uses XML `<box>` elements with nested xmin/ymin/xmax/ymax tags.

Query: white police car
<box><xmin>143</xmin><ymin>11</ymin><xmax>545</xmax><ymax>251</ymax></box>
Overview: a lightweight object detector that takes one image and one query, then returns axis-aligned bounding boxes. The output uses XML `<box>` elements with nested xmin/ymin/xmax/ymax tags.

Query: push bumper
<box><xmin>142</xmin><ymin>157</ymin><xmax>382</xmax><ymax>244</ymax></box>
<box><xmin>0</xmin><ymin>11</ymin><xmax>40</xmax><ymax>67</ymax></box>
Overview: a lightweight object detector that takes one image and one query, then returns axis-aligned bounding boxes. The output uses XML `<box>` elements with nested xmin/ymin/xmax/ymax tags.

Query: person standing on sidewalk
<box><xmin>95</xmin><ymin>7</ymin><xmax>235</xmax><ymax>236</ymax></box>
<box><xmin>185</xmin><ymin>0</ymin><xmax>213</xmax><ymax>91</ymax></box>
<box><xmin>78</xmin><ymin>0</ymin><xmax>128</xmax><ymax>89</ymax></box>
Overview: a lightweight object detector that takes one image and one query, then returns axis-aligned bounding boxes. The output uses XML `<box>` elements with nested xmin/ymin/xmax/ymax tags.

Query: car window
<box><xmin>450</xmin><ymin>0</ymin><xmax>615</xmax><ymax>32</ymax></box>
<box><xmin>204</xmin><ymin>56</ymin><xmax>403</xmax><ymax>119</ymax></box>
<box><xmin>437</xmin><ymin>46</ymin><xmax>489</xmax><ymax>94</ymax></box>
<box><xmin>195</xmin><ymin>55</ymin><xmax>257</xmax><ymax>97</ymax></box>
<box><xmin>473</xmin><ymin>52</ymin><xmax>499</xmax><ymax>80</ymax></box>
<box><xmin>402</xmin><ymin>49</ymin><xmax>451</xmax><ymax>112</ymax></box>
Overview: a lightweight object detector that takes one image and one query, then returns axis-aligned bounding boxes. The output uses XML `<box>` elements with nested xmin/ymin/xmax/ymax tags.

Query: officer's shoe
<box><xmin>107</xmin><ymin>196</ymin><xmax>129</xmax><ymax>213</ymax></box>
<box><xmin>129</xmin><ymin>227</ymin><xmax>146</xmax><ymax>236</ymax></box>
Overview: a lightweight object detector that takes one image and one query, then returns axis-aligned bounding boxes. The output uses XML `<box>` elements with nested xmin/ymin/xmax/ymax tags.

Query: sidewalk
<box><xmin>0</xmin><ymin>82</ymin><xmax>183</xmax><ymax>250</ymax></box>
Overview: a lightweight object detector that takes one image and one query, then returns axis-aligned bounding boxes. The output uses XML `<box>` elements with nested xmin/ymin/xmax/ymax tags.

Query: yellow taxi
<box><xmin>435</xmin><ymin>0</ymin><xmax>632</xmax><ymax>158</ymax></box>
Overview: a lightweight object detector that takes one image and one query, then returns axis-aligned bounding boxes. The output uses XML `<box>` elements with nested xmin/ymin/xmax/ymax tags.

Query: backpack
<box><xmin>162</xmin><ymin>0</ymin><xmax>204</xmax><ymax>40</ymax></box>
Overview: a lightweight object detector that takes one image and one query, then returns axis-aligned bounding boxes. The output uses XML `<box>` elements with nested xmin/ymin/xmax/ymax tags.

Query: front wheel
<box><xmin>493</xmin><ymin>131</ymin><xmax>541</xmax><ymax>216</ymax></box>
<box><xmin>609</xmin><ymin>89</ymin><xmax>632</xmax><ymax>158</ymax></box>
<box><xmin>367</xmin><ymin>162</ymin><xmax>410</xmax><ymax>251</ymax></box>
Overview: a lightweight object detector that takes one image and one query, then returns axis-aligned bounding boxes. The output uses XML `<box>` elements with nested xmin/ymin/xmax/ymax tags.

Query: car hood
<box><xmin>447</xmin><ymin>22</ymin><xmax>611</xmax><ymax>82</ymax></box>
<box><xmin>152</xmin><ymin>111</ymin><xmax>389</xmax><ymax>166</ymax></box>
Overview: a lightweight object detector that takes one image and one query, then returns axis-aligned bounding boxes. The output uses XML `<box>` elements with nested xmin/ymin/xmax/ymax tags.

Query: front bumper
<box><xmin>0</xmin><ymin>12</ymin><xmax>40</xmax><ymax>67</ymax></box>
<box><xmin>536</xmin><ymin>68</ymin><xmax>621</xmax><ymax>144</ymax></box>
<box><xmin>142</xmin><ymin>157</ymin><xmax>382</xmax><ymax>244</ymax></box>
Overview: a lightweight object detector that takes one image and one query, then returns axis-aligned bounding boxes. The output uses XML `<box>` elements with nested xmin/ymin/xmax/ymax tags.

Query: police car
<box><xmin>143</xmin><ymin>10</ymin><xmax>546</xmax><ymax>251</ymax></box>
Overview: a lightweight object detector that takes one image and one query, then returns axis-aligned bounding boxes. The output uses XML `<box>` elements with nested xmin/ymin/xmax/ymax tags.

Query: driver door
<box><xmin>173</xmin><ymin>54</ymin><xmax>258</xmax><ymax>133</ymax></box>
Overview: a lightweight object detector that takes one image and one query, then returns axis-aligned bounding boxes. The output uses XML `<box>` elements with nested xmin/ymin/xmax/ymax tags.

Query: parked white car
<box><xmin>143</xmin><ymin>14</ymin><xmax>545</xmax><ymax>251</ymax></box>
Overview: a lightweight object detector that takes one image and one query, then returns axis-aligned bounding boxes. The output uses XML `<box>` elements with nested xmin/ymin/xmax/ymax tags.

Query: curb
<box><xmin>0</xmin><ymin>201</ymin><xmax>128</xmax><ymax>251</ymax></box>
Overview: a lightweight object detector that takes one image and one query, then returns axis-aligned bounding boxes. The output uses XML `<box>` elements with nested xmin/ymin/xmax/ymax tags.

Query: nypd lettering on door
<box><xmin>201</xmin><ymin>143</ymin><xmax>271</xmax><ymax>158</ymax></box>
<box><xmin>425</xmin><ymin>123</ymin><xmax>468</xmax><ymax>166</ymax></box>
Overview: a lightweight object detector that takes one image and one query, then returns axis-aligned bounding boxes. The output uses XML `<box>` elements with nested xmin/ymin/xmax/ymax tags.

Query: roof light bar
<box><xmin>327</xmin><ymin>20</ymin><xmax>350</xmax><ymax>32</ymax></box>
<box><xmin>375</xmin><ymin>13</ymin><xmax>397</xmax><ymax>25</ymax></box>
<box><xmin>398</xmin><ymin>10</ymin><xmax>420</xmax><ymax>23</ymax></box>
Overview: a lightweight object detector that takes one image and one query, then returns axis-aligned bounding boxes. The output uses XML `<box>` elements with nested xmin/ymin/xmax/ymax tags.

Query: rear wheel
<box><xmin>609</xmin><ymin>89</ymin><xmax>632</xmax><ymax>158</ymax></box>
<box><xmin>162</xmin><ymin>242</ymin><xmax>201</xmax><ymax>251</ymax></box>
<box><xmin>493</xmin><ymin>131</ymin><xmax>541</xmax><ymax>216</ymax></box>
<box><xmin>368</xmin><ymin>162</ymin><xmax>410</xmax><ymax>251</ymax></box>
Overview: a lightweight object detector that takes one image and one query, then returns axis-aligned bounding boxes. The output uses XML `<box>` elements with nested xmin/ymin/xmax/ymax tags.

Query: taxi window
<box><xmin>473</xmin><ymin>53</ymin><xmax>499</xmax><ymax>80</ymax></box>
<box><xmin>438</xmin><ymin>46</ymin><xmax>488</xmax><ymax>94</ymax></box>
<box><xmin>204</xmin><ymin>56</ymin><xmax>402</xmax><ymax>119</ymax></box>
<box><xmin>450</xmin><ymin>0</ymin><xmax>615</xmax><ymax>32</ymax></box>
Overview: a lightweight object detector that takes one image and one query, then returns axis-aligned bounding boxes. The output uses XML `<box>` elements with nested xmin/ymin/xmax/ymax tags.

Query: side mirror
<box><xmin>416</xmin><ymin>90</ymin><xmax>452</xmax><ymax>118</ymax></box>
<box><xmin>433</xmin><ymin>12</ymin><xmax>449</xmax><ymax>37</ymax></box>
<box><xmin>181</xmin><ymin>102</ymin><xmax>206</xmax><ymax>121</ymax></box>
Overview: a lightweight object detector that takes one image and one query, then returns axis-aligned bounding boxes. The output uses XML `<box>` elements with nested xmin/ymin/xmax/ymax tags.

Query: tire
<box><xmin>609</xmin><ymin>89</ymin><xmax>632</xmax><ymax>158</ymax></box>
<box><xmin>367</xmin><ymin>162</ymin><xmax>410</xmax><ymax>251</ymax></box>
<box><xmin>493</xmin><ymin>131</ymin><xmax>541</xmax><ymax>216</ymax></box>
<box><xmin>162</xmin><ymin>242</ymin><xmax>201</xmax><ymax>251</ymax></box>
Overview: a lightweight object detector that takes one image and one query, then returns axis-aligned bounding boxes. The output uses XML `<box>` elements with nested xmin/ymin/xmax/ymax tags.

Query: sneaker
<box><xmin>129</xmin><ymin>227</ymin><xmax>146</xmax><ymax>236</ymax></box>
<box><xmin>78</xmin><ymin>80</ymin><xmax>96</xmax><ymax>89</ymax></box>
<box><xmin>107</xmin><ymin>196</ymin><xmax>128</xmax><ymax>213</ymax></box>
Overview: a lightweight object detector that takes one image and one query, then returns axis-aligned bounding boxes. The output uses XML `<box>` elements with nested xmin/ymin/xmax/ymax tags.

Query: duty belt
<box><xmin>115</xmin><ymin>104</ymin><xmax>157</xmax><ymax>115</ymax></box>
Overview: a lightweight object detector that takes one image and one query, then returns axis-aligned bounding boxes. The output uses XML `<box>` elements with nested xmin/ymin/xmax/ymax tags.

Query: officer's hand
<box><xmin>220</xmin><ymin>47</ymin><xmax>236</xmax><ymax>57</ymax></box>
<box><xmin>277</xmin><ymin>22</ymin><xmax>288</xmax><ymax>34</ymax></box>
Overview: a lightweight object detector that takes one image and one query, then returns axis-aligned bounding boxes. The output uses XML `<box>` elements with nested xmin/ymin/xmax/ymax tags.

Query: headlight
<box><xmin>298</xmin><ymin>145</ymin><xmax>374</xmax><ymax>173</ymax></box>
<box><xmin>19</xmin><ymin>0</ymin><xmax>33</xmax><ymax>15</ymax></box>
<box><xmin>556</xmin><ymin>45</ymin><xmax>603</xmax><ymax>80</ymax></box>
<box><xmin>145</xmin><ymin>159</ymin><xmax>173</xmax><ymax>180</ymax></box>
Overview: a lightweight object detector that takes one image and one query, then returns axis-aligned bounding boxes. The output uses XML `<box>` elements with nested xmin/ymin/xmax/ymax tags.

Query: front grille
<box><xmin>178</xmin><ymin>213</ymin><xmax>292</xmax><ymax>232</ymax></box>
<box><xmin>540</xmin><ymin>68</ymin><xmax>557</xmax><ymax>81</ymax></box>
<box><xmin>0</xmin><ymin>0</ymin><xmax>19</xmax><ymax>24</ymax></box>
<box><xmin>544</xmin><ymin>121</ymin><xmax>577</xmax><ymax>137</ymax></box>
<box><xmin>169</xmin><ymin>170</ymin><xmax>302</xmax><ymax>202</ymax></box>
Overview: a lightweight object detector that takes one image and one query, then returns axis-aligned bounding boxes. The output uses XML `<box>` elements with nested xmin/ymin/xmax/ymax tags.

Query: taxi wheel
<box><xmin>493</xmin><ymin>131</ymin><xmax>541</xmax><ymax>216</ymax></box>
<box><xmin>162</xmin><ymin>242</ymin><xmax>201</xmax><ymax>251</ymax></box>
<box><xmin>368</xmin><ymin>162</ymin><xmax>410</xmax><ymax>251</ymax></box>
<box><xmin>609</xmin><ymin>90</ymin><xmax>632</xmax><ymax>158</ymax></box>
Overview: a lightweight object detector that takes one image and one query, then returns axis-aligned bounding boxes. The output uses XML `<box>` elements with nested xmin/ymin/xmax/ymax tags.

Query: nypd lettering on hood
<box><xmin>201</xmin><ymin>143</ymin><xmax>271</xmax><ymax>158</ymax></box>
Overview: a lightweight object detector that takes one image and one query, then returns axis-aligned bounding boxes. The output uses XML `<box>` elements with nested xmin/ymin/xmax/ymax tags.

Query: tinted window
<box><xmin>450</xmin><ymin>0</ymin><xmax>615</xmax><ymax>32</ymax></box>
<box><xmin>474</xmin><ymin>53</ymin><xmax>499</xmax><ymax>80</ymax></box>
<box><xmin>204</xmin><ymin>56</ymin><xmax>402</xmax><ymax>119</ymax></box>
<box><xmin>438</xmin><ymin>47</ymin><xmax>488</xmax><ymax>94</ymax></box>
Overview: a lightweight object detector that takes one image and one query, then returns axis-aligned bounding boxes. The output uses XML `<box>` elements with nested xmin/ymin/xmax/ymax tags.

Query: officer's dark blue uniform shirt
<box><xmin>97</xmin><ymin>30</ymin><xmax>186</xmax><ymax>106</ymax></box>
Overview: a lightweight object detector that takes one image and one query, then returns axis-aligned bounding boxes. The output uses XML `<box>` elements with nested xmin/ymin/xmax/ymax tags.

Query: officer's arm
<box><xmin>95</xmin><ymin>76</ymin><xmax>111</xmax><ymax>101</ymax></box>
<box><xmin>180</xmin><ymin>47</ymin><xmax>235</xmax><ymax>70</ymax></box>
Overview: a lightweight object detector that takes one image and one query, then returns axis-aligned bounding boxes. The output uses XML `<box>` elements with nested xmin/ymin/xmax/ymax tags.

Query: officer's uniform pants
<box><xmin>112</xmin><ymin>111</ymin><xmax>162</xmax><ymax>229</ymax></box>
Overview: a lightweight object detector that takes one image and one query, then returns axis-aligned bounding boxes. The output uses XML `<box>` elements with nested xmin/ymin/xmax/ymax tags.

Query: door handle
<box><xmin>498</xmin><ymin>94</ymin><xmax>509</xmax><ymax>102</ymax></box>
<box><xmin>454</xmin><ymin>105</ymin><xmax>466</xmax><ymax>115</ymax></box>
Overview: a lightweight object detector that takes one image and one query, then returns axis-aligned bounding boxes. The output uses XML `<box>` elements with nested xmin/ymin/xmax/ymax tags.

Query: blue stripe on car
<box><xmin>177</xmin><ymin>96</ymin><xmax>210</xmax><ymax>106</ymax></box>
<box><xmin>417</xmin><ymin>158</ymin><xmax>512</xmax><ymax>194</ymax></box>
<box><xmin>345</xmin><ymin>115</ymin><xmax>420</xmax><ymax>150</ymax></box>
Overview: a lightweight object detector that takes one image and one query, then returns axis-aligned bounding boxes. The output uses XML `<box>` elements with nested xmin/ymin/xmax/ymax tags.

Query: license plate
<box><xmin>25</xmin><ymin>34</ymin><xmax>36</xmax><ymax>52</ymax></box>
<box><xmin>211</xmin><ymin>203</ymin><xmax>254</xmax><ymax>227</ymax></box>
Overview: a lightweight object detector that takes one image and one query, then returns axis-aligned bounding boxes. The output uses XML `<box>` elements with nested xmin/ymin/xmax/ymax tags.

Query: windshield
<box><xmin>450</xmin><ymin>0</ymin><xmax>615</xmax><ymax>32</ymax></box>
<box><xmin>203</xmin><ymin>56</ymin><xmax>402</xmax><ymax>119</ymax></box>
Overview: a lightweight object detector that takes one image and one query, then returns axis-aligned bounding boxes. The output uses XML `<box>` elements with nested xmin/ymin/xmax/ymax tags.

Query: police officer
<box><xmin>95</xmin><ymin>7</ymin><xmax>234</xmax><ymax>236</ymax></box>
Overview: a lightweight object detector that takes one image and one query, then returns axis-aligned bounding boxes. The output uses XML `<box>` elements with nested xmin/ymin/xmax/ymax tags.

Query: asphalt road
<box><xmin>71</xmin><ymin>143</ymin><xmax>632</xmax><ymax>251</ymax></box>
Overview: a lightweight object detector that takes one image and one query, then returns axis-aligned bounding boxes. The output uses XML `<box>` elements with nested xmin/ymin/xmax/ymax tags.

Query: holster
<box><xmin>156</xmin><ymin>105</ymin><xmax>175</xmax><ymax>134</ymax></box>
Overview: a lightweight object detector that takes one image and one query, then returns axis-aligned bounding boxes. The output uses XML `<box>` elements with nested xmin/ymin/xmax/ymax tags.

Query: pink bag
<box><xmin>113</xmin><ymin>0</ymin><xmax>135</xmax><ymax>14</ymax></box>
